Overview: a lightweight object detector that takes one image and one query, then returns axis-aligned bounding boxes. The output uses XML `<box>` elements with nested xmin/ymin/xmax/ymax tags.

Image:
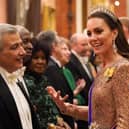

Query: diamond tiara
<box><xmin>89</xmin><ymin>6</ymin><xmax>117</xmax><ymax>22</ymax></box>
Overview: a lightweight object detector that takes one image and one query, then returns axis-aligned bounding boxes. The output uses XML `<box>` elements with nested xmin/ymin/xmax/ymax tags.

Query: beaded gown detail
<box><xmin>89</xmin><ymin>58</ymin><xmax>129</xmax><ymax>129</ymax></box>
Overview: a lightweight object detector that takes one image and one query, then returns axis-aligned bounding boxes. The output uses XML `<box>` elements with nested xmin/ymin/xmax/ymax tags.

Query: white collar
<box><xmin>71</xmin><ymin>50</ymin><xmax>89</xmax><ymax>64</ymax></box>
<box><xmin>50</xmin><ymin>56</ymin><xmax>62</xmax><ymax>68</ymax></box>
<box><xmin>71</xmin><ymin>50</ymin><xmax>84</xmax><ymax>61</ymax></box>
<box><xmin>0</xmin><ymin>66</ymin><xmax>26</xmax><ymax>84</ymax></box>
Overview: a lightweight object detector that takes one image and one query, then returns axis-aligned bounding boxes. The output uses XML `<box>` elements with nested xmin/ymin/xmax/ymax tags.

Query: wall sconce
<box><xmin>114</xmin><ymin>0</ymin><xmax>120</xmax><ymax>6</ymax></box>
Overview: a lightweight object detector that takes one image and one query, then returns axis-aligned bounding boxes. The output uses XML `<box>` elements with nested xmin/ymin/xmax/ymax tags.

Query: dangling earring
<box><xmin>112</xmin><ymin>40</ymin><xmax>117</xmax><ymax>53</ymax></box>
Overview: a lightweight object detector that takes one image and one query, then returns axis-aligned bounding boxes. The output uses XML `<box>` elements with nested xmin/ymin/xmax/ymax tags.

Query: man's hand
<box><xmin>74</xmin><ymin>79</ymin><xmax>86</xmax><ymax>96</ymax></box>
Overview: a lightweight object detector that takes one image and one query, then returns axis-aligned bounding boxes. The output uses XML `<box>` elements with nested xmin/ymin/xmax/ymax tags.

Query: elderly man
<box><xmin>45</xmin><ymin>36</ymin><xmax>75</xmax><ymax>129</ymax></box>
<box><xmin>0</xmin><ymin>23</ymin><xmax>40</xmax><ymax>129</ymax></box>
<box><xmin>66</xmin><ymin>33</ymin><xmax>94</xmax><ymax>129</ymax></box>
<box><xmin>15</xmin><ymin>25</ymin><xmax>33</xmax><ymax>65</ymax></box>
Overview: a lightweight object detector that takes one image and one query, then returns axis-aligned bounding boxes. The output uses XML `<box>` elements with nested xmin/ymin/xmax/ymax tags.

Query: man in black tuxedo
<box><xmin>0</xmin><ymin>24</ymin><xmax>40</xmax><ymax>129</ymax></box>
<box><xmin>66</xmin><ymin>33</ymin><xmax>94</xmax><ymax>129</ymax></box>
<box><xmin>45</xmin><ymin>37</ymin><xmax>75</xmax><ymax>129</ymax></box>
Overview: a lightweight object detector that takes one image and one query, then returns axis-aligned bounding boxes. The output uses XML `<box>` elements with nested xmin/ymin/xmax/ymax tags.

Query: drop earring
<box><xmin>112</xmin><ymin>40</ymin><xmax>117</xmax><ymax>53</ymax></box>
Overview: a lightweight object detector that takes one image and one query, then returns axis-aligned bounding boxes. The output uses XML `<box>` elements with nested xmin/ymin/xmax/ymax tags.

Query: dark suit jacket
<box><xmin>45</xmin><ymin>58</ymin><xmax>74</xmax><ymax>128</ymax></box>
<box><xmin>66</xmin><ymin>53</ymin><xmax>94</xmax><ymax>129</ymax></box>
<box><xmin>66</xmin><ymin>53</ymin><xmax>93</xmax><ymax>105</ymax></box>
<box><xmin>0</xmin><ymin>74</ymin><xmax>40</xmax><ymax>129</ymax></box>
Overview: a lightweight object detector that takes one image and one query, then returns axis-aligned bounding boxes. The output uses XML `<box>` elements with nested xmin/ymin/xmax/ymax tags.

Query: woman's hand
<box><xmin>46</xmin><ymin>86</ymin><xmax>88</xmax><ymax>121</ymax></box>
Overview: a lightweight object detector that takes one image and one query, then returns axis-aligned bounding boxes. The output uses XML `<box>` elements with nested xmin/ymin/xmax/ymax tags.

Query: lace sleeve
<box><xmin>112</xmin><ymin>64</ymin><xmax>129</xmax><ymax>129</ymax></box>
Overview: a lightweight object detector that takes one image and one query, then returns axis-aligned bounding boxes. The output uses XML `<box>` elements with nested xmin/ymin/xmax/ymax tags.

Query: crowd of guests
<box><xmin>0</xmin><ymin>6</ymin><xmax>129</xmax><ymax>129</ymax></box>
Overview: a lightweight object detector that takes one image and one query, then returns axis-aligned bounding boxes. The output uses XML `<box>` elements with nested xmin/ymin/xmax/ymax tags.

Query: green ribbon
<box><xmin>61</xmin><ymin>67</ymin><xmax>85</xmax><ymax>105</ymax></box>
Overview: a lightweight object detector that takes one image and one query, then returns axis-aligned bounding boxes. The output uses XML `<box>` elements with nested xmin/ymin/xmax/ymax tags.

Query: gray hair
<box><xmin>70</xmin><ymin>33</ymin><xmax>86</xmax><ymax>44</ymax></box>
<box><xmin>15</xmin><ymin>25</ymin><xmax>30</xmax><ymax>38</ymax></box>
<box><xmin>0</xmin><ymin>23</ymin><xmax>18</xmax><ymax>50</ymax></box>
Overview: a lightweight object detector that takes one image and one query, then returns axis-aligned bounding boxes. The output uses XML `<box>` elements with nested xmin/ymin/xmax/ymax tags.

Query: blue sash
<box><xmin>88</xmin><ymin>82</ymin><xmax>94</xmax><ymax>126</ymax></box>
<box><xmin>88</xmin><ymin>82</ymin><xmax>116</xmax><ymax>129</ymax></box>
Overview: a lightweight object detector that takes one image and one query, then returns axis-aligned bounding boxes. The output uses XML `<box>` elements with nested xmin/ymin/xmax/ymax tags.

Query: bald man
<box><xmin>66</xmin><ymin>33</ymin><xmax>94</xmax><ymax>129</ymax></box>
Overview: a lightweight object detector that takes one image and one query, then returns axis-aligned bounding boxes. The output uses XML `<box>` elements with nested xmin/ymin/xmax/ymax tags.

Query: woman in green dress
<box><xmin>24</xmin><ymin>39</ymin><xmax>70</xmax><ymax>129</ymax></box>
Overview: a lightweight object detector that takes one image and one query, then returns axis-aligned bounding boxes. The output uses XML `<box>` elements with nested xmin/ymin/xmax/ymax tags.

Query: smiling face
<box><xmin>52</xmin><ymin>43</ymin><xmax>71</xmax><ymax>66</ymax></box>
<box><xmin>87</xmin><ymin>18</ymin><xmax>117</xmax><ymax>56</ymax></box>
<box><xmin>57</xmin><ymin>43</ymin><xmax>71</xmax><ymax>65</ymax></box>
<box><xmin>29</xmin><ymin>50</ymin><xmax>47</xmax><ymax>74</ymax></box>
<box><xmin>0</xmin><ymin>33</ymin><xmax>26</xmax><ymax>73</ymax></box>
<box><xmin>74</xmin><ymin>36</ymin><xmax>89</xmax><ymax>57</ymax></box>
<box><xmin>21</xmin><ymin>32</ymin><xmax>32</xmax><ymax>56</ymax></box>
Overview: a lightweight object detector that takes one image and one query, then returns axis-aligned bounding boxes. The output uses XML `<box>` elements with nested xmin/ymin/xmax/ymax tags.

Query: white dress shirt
<box><xmin>0</xmin><ymin>67</ymin><xmax>33</xmax><ymax>129</ymax></box>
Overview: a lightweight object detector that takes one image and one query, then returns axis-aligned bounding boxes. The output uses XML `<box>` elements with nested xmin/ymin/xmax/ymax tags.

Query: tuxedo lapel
<box><xmin>46</xmin><ymin>58</ymin><xmax>74</xmax><ymax>102</ymax></box>
<box><xmin>17</xmin><ymin>80</ymin><xmax>31</xmax><ymax>104</ymax></box>
<box><xmin>68</xmin><ymin>54</ymin><xmax>93</xmax><ymax>93</ymax></box>
<box><xmin>0</xmin><ymin>74</ymin><xmax>22</xmax><ymax>129</ymax></box>
<box><xmin>17</xmin><ymin>80</ymin><xmax>35</xmax><ymax>113</ymax></box>
<box><xmin>71</xmin><ymin>54</ymin><xmax>91</xmax><ymax>79</ymax></box>
<box><xmin>17</xmin><ymin>80</ymin><xmax>40</xmax><ymax>129</ymax></box>
<box><xmin>85</xmin><ymin>63</ymin><xmax>94</xmax><ymax>80</ymax></box>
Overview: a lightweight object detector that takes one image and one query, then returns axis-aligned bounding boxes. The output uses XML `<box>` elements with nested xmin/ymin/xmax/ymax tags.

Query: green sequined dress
<box><xmin>24</xmin><ymin>70</ymin><xmax>60</xmax><ymax>129</ymax></box>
